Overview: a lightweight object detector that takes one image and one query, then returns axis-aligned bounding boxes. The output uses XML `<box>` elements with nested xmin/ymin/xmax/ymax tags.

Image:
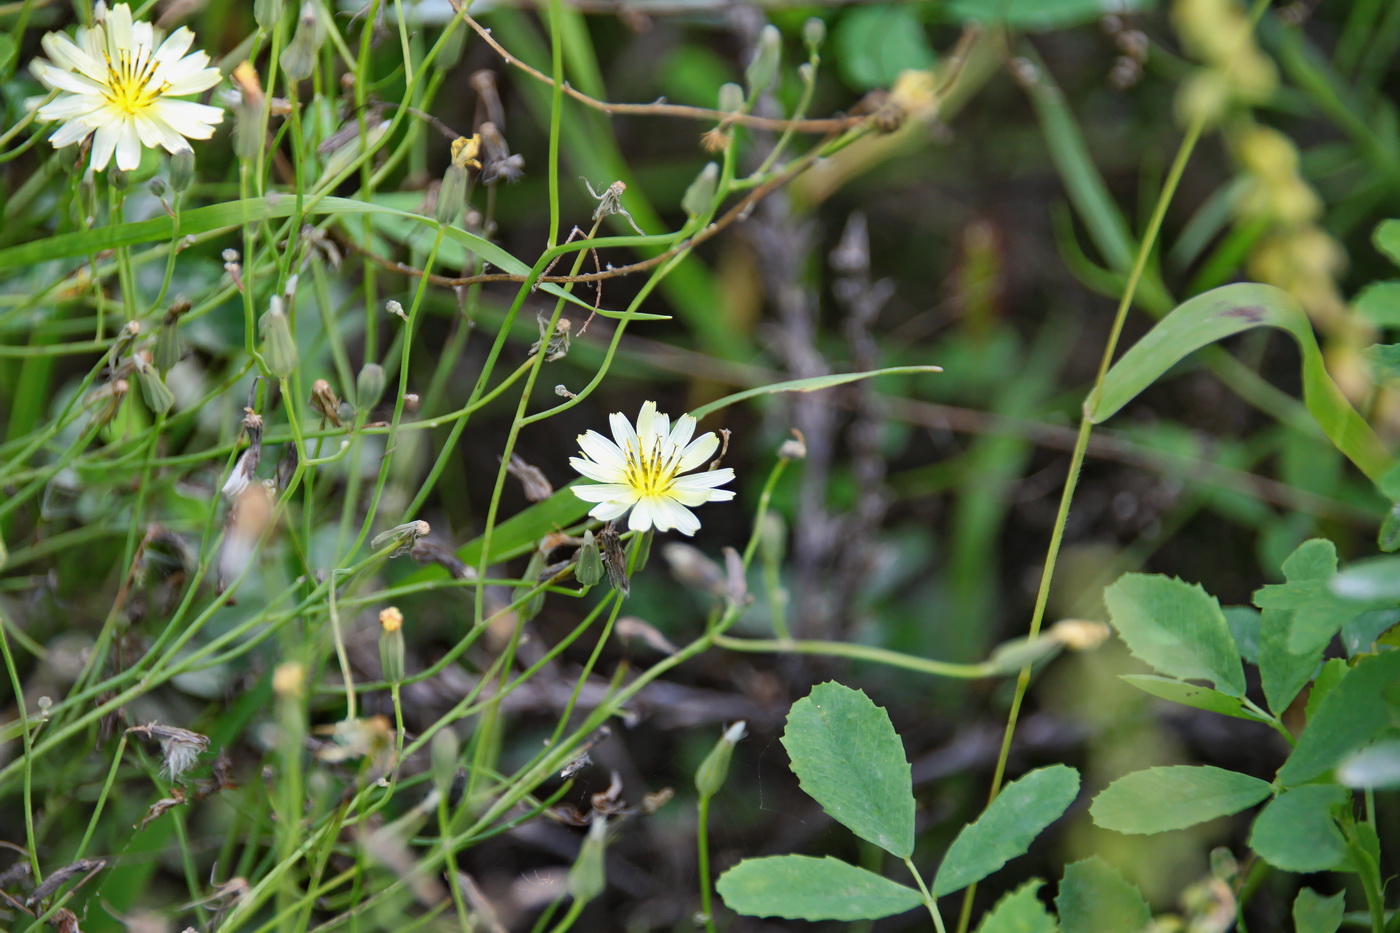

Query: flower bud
<box><xmin>148</xmin><ymin>176</ymin><xmax>166</xmax><ymax>198</ymax></box>
<box><xmin>155</xmin><ymin>302</ymin><xmax>188</xmax><ymax>374</ymax></box>
<box><xmin>430</xmin><ymin>727</ymin><xmax>460</xmax><ymax>797</ymax></box>
<box><xmin>254</xmin><ymin>0</ymin><xmax>284</xmax><ymax>30</ymax></box>
<box><xmin>802</xmin><ymin>17</ymin><xmax>826</xmax><ymax>52</ymax></box>
<box><xmin>745</xmin><ymin>25</ymin><xmax>782</xmax><ymax>97</ymax></box>
<box><xmin>436</xmin><ymin>164</ymin><xmax>469</xmax><ymax>227</ymax></box>
<box><xmin>717</xmin><ymin>82</ymin><xmax>744</xmax><ymax>114</ymax></box>
<box><xmin>576</xmin><ymin>530</ymin><xmax>604</xmax><ymax>586</ymax></box>
<box><xmin>279</xmin><ymin>3</ymin><xmax>322</xmax><ymax>81</ymax></box>
<box><xmin>984</xmin><ymin>634</ymin><xmax>1062</xmax><ymax>675</ymax></box>
<box><xmin>261</xmin><ymin>297</ymin><xmax>299</xmax><ymax>378</ymax></box>
<box><xmin>682</xmin><ymin>162</ymin><xmax>719</xmax><ymax>219</ymax></box>
<box><xmin>356</xmin><ymin>362</ymin><xmax>385</xmax><ymax>410</ymax></box>
<box><xmin>695</xmin><ymin>721</ymin><xmax>746</xmax><ymax>799</ymax></box>
<box><xmin>169</xmin><ymin>148</ymin><xmax>196</xmax><ymax>193</ymax></box>
<box><xmin>567</xmin><ymin>816</ymin><xmax>607</xmax><ymax>904</ymax></box>
<box><xmin>379</xmin><ymin>606</ymin><xmax>405</xmax><ymax>683</ymax></box>
<box><xmin>135</xmin><ymin>357</ymin><xmax>175</xmax><ymax>415</ymax></box>
<box><xmin>521</xmin><ymin>546</ymin><xmax>548</xmax><ymax>621</ymax></box>
<box><xmin>627</xmin><ymin>529</ymin><xmax>652</xmax><ymax>573</ymax></box>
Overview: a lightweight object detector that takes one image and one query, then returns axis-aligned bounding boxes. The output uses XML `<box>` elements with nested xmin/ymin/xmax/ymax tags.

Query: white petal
<box><xmin>33</xmin><ymin>65</ymin><xmax>107</xmax><ymax>96</ymax></box>
<box><xmin>161</xmin><ymin>62</ymin><xmax>222</xmax><ymax>96</ymax></box>
<box><xmin>49</xmin><ymin>120</ymin><xmax>94</xmax><ymax>147</ymax></box>
<box><xmin>130</xmin><ymin>19</ymin><xmax>155</xmax><ymax>54</ymax></box>
<box><xmin>90</xmin><ymin>121</ymin><xmax>120</xmax><ymax>170</ymax></box>
<box><xmin>650</xmin><ymin>497</ymin><xmax>700</xmax><ymax>535</ymax></box>
<box><xmin>672</xmin><ymin>467</ymin><xmax>734</xmax><ymax>490</ymax></box>
<box><xmin>152</xmin><ymin>26</ymin><xmax>194</xmax><ymax>66</ymax></box>
<box><xmin>133</xmin><ymin>112</ymin><xmax>167</xmax><ymax>148</ymax></box>
<box><xmin>570</xmin><ymin>456</ymin><xmax>624</xmax><ymax>484</ymax></box>
<box><xmin>676</xmin><ymin>432</ymin><xmax>719</xmax><ymax>472</ymax></box>
<box><xmin>609</xmin><ymin>410</ymin><xmax>638</xmax><ymax>453</ymax></box>
<box><xmin>146</xmin><ymin>99</ymin><xmax>223</xmax><ymax>137</ymax></box>
<box><xmin>634</xmin><ymin>401</ymin><xmax>658</xmax><ymax>439</ymax></box>
<box><xmin>114</xmin><ymin>120</ymin><xmax>142</xmax><ymax>170</ymax></box>
<box><xmin>571</xmin><ymin>482</ymin><xmax>637</xmax><ymax>503</ymax></box>
<box><xmin>650</xmin><ymin>410</ymin><xmax>671</xmax><ymax>441</ymax></box>
<box><xmin>577</xmin><ymin>430</ymin><xmax>626</xmax><ymax>471</ymax></box>
<box><xmin>589</xmin><ymin>500</ymin><xmax>632</xmax><ymax>522</ymax></box>
<box><xmin>37</xmin><ymin>95</ymin><xmax>105</xmax><ymax>122</ymax></box>
<box><xmin>105</xmin><ymin>4</ymin><xmax>134</xmax><ymax>54</ymax></box>
<box><xmin>40</xmin><ymin>33</ymin><xmax>105</xmax><ymax>82</ymax></box>
<box><xmin>667</xmin><ymin>414</ymin><xmax>696</xmax><ymax>450</ymax></box>
<box><xmin>627</xmin><ymin>499</ymin><xmax>655</xmax><ymax>532</ymax></box>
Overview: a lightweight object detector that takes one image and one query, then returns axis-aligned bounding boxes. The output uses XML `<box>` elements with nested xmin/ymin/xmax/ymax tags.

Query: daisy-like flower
<box><xmin>570</xmin><ymin>401</ymin><xmax>735</xmax><ymax>536</ymax></box>
<box><xmin>30</xmin><ymin>2</ymin><xmax>223</xmax><ymax>173</ymax></box>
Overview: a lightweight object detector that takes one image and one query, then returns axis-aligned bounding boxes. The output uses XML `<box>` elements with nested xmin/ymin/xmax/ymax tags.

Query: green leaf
<box><xmin>715</xmin><ymin>856</ymin><xmax>922</xmax><ymax>921</ymax></box>
<box><xmin>1120</xmin><ymin>675</ymin><xmax>1261</xmax><ymax>722</ymax></box>
<box><xmin>1331</xmin><ymin>555</ymin><xmax>1400</xmax><ymax>600</ymax></box>
<box><xmin>1282</xmin><ymin>538</ymin><xmax>1337</xmax><ymax>581</ymax></box>
<box><xmin>1055</xmin><ymin>857</ymin><xmax>1152</xmax><ymax>933</ymax></box>
<box><xmin>1248</xmin><ymin>786</ymin><xmax>1347</xmax><ymax>872</ymax></box>
<box><xmin>1341</xmin><ymin>609</ymin><xmax>1400</xmax><ymax>657</ymax></box>
<box><xmin>1355</xmin><ymin>281</ymin><xmax>1400</xmax><ymax>328</ymax></box>
<box><xmin>781</xmin><ymin>682</ymin><xmax>915</xmax><ymax>858</ymax></box>
<box><xmin>1258</xmin><ymin>607</ymin><xmax>1320</xmax><ymax>716</ymax></box>
<box><xmin>1224</xmin><ymin>606</ymin><xmax>1261</xmax><ymax>665</ymax></box>
<box><xmin>1088</xmin><ymin>283</ymin><xmax>1393</xmax><ymax>486</ymax></box>
<box><xmin>1291</xmin><ymin>888</ymin><xmax>1344</xmax><ymax>933</ymax></box>
<box><xmin>974</xmin><ymin>880</ymin><xmax>1057</xmax><ymax>933</ymax></box>
<box><xmin>1305</xmin><ymin>658</ymin><xmax>1348</xmax><ymax>723</ymax></box>
<box><xmin>933</xmin><ymin>765</ymin><xmax>1080</xmax><ymax>896</ymax></box>
<box><xmin>1278</xmin><ymin>651</ymin><xmax>1400</xmax><ymax>786</ymax></box>
<box><xmin>1374</xmin><ymin>218</ymin><xmax>1400</xmax><ymax>268</ymax></box>
<box><xmin>1103</xmin><ymin>574</ymin><xmax>1246</xmax><ymax>696</ymax></box>
<box><xmin>1090</xmin><ymin>766</ymin><xmax>1272</xmax><ymax>834</ymax></box>
<box><xmin>946</xmin><ymin>0</ymin><xmax>1153</xmax><ymax>31</ymax></box>
<box><xmin>688</xmin><ymin>366</ymin><xmax>943</xmax><ymax>421</ymax></box>
<box><xmin>834</xmin><ymin>5</ymin><xmax>935</xmax><ymax>91</ymax></box>
<box><xmin>1368</xmin><ymin>344</ymin><xmax>1400</xmax><ymax>384</ymax></box>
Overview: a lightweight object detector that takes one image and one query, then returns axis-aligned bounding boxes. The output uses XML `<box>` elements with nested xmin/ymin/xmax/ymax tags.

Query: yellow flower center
<box><xmin>103</xmin><ymin>49</ymin><xmax>167</xmax><ymax>115</ymax></box>
<box><xmin>623</xmin><ymin>438</ymin><xmax>678</xmax><ymax>497</ymax></box>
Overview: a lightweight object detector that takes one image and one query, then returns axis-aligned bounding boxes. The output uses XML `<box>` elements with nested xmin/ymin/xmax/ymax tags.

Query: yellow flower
<box><xmin>30</xmin><ymin>2</ymin><xmax>223</xmax><ymax>172</ymax></box>
<box><xmin>570</xmin><ymin>401</ymin><xmax>734</xmax><ymax>536</ymax></box>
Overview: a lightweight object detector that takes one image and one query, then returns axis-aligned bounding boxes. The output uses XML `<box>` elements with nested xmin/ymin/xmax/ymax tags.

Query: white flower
<box><xmin>30</xmin><ymin>2</ymin><xmax>223</xmax><ymax>172</ymax></box>
<box><xmin>570</xmin><ymin>401</ymin><xmax>735</xmax><ymax>536</ymax></box>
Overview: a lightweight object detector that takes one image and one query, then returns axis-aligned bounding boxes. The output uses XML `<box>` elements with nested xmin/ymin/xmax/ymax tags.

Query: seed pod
<box><xmin>261</xmin><ymin>297</ymin><xmax>298</xmax><ymax>378</ymax></box>
<box><xmin>356</xmin><ymin>362</ymin><xmax>385</xmax><ymax>410</ymax></box>
<box><xmin>567</xmin><ymin>817</ymin><xmax>607</xmax><ymax>904</ymax></box>
<box><xmin>135</xmin><ymin>357</ymin><xmax>175</xmax><ymax>415</ymax></box>
<box><xmin>681</xmin><ymin>162</ymin><xmax>719</xmax><ymax>219</ymax></box>
<box><xmin>575</xmin><ymin>530</ymin><xmax>603</xmax><ymax>586</ymax></box>
<box><xmin>744</xmin><ymin>26</ymin><xmax>781</xmax><ymax>97</ymax></box>
<box><xmin>695</xmin><ymin>721</ymin><xmax>746</xmax><ymax>799</ymax></box>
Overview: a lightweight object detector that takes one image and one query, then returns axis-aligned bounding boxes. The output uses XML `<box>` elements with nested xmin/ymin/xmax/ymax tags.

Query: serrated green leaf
<box><xmin>1103</xmin><ymin>574</ymin><xmax>1246</xmax><ymax>696</ymax></box>
<box><xmin>1090</xmin><ymin>766</ymin><xmax>1272</xmax><ymax>834</ymax></box>
<box><xmin>974</xmin><ymin>880</ymin><xmax>1057</xmax><ymax>933</ymax></box>
<box><xmin>1278</xmin><ymin>651</ymin><xmax>1400</xmax><ymax>786</ymax></box>
<box><xmin>781</xmin><ymin>682</ymin><xmax>914</xmax><ymax>858</ymax></box>
<box><xmin>715</xmin><ymin>856</ymin><xmax>921</xmax><ymax>921</ymax></box>
<box><xmin>1055</xmin><ymin>857</ymin><xmax>1152</xmax><ymax>933</ymax></box>
<box><xmin>1291</xmin><ymin>888</ymin><xmax>1344</xmax><ymax>933</ymax></box>
<box><xmin>1088</xmin><ymin>283</ymin><xmax>1392</xmax><ymax>486</ymax></box>
<box><xmin>933</xmin><ymin>765</ymin><xmax>1079</xmax><ymax>896</ymax></box>
<box><xmin>1224</xmin><ymin>606</ymin><xmax>1261</xmax><ymax>665</ymax></box>
<box><xmin>1120</xmin><ymin>675</ymin><xmax>1261</xmax><ymax>721</ymax></box>
<box><xmin>1259</xmin><ymin>607</ymin><xmax>1321</xmax><ymax>716</ymax></box>
<box><xmin>1248</xmin><ymin>786</ymin><xmax>1347</xmax><ymax>872</ymax></box>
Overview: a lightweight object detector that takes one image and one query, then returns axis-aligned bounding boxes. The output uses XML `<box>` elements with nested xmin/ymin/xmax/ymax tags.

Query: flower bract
<box><xmin>570</xmin><ymin>401</ymin><xmax>735</xmax><ymax>536</ymax></box>
<box><xmin>30</xmin><ymin>2</ymin><xmax>223</xmax><ymax>172</ymax></box>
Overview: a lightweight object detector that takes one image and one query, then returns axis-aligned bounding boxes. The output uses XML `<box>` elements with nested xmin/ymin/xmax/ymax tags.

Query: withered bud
<box><xmin>470</xmin><ymin>69</ymin><xmax>505</xmax><ymax>129</ymax></box>
<box><xmin>385</xmin><ymin>299</ymin><xmax>406</xmax><ymax>321</ymax></box>
<box><xmin>778</xmin><ymin>428</ymin><xmax>807</xmax><ymax>460</ymax></box>
<box><xmin>410</xmin><ymin>537</ymin><xmax>473</xmax><ymax>579</ymax></box>
<box><xmin>127</xmin><ymin>721</ymin><xmax>210</xmax><ymax>780</ymax></box>
<box><xmin>371</xmin><ymin>520</ymin><xmax>431</xmax><ymax>557</ymax></box>
<box><xmin>309</xmin><ymin>379</ymin><xmax>342</xmax><ymax>425</ymax></box>
<box><xmin>379</xmin><ymin>607</ymin><xmax>405</xmax><ymax>682</ymax></box>
<box><xmin>505</xmin><ymin>453</ymin><xmax>553</xmax><ymax>501</ymax></box>
<box><xmin>662</xmin><ymin>543</ymin><xmax>724</xmax><ymax>594</ymax></box>
<box><xmin>272</xmin><ymin>661</ymin><xmax>305</xmax><ymax>698</ymax></box>
<box><xmin>379</xmin><ymin>606</ymin><xmax>403</xmax><ymax>632</ymax></box>
<box><xmin>599</xmin><ymin>524</ymin><xmax>630</xmax><ymax>597</ymax></box>
<box><xmin>1049</xmin><ymin>619</ymin><xmax>1111</xmax><ymax>651</ymax></box>
<box><xmin>478</xmin><ymin>122</ymin><xmax>524</xmax><ymax>185</ymax></box>
<box><xmin>616</xmin><ymin>616</ymin><xmax>678</xmax><ymax>655</ymax></box>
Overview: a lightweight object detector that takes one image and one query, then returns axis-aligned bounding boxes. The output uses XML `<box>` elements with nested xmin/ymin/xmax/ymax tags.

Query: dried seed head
<box><xmin>371</xmin><ymin>520</ymin><xmax>431</xmax><ymax>557</ymax></box>
<box><xmin>309</xmin><ymin>379</ymin><xmax>342</xmax><ymax>425</ymax></box>
<box><xmin>778</xmin><ymin>428</ymin><xmax>807</xmax><ymax>460</ymax></box>
<box><xmin>385</xmin><ymin>299</ymin><xmax>406</xmax><ymax>321</ymax></box>
<box><xmin>128</xmin><ymin>721</ymin><xmax>210</xmax><ymax>780</ymax></box>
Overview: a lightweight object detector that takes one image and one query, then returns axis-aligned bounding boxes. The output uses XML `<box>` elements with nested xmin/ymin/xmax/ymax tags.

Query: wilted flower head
<box><xmin>127</xmin><ymin>721</ymin><xmax>210</xmax><ymax>780</ymax></box>
<box><xmin>570</xmin><ymin>402</ymin><xmax>734</xmax><ymax>536</ymax></box>
<box><xmin>29</xmin><ymin>2</ymin><xmax>223</xmax><ymax>172</ymax></box>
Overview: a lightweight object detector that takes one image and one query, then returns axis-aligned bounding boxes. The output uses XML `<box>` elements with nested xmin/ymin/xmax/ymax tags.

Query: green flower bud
<box><xmin>575</xmin><ymin>530</ymin><xmax>604</xmax><ymax>586</ymax></box>
<box><xmin>717</xmin><ymin>82</ymin><xmax>744</xmax><ymax>114</ymax></box>
<box><xmin>148</xmin><ymin>176</ymin><xmax>166</xmax><ymax>198</ymax></box>
<box><xmin>260</xmin><ymin>298</ymin><xmax>299</xmax><ymax>379</ymax></box>
<box><xmin>378</xmin><ymin>607</ymin><xmax>405</xmax><ymax>684</ymax></box>
<box><xmin>695</xmin><ymin>721</ymin><xmax>746</xmax><ymax>799</ymax></box>
<box><xmin>356</xmin><ymin>362</ymin><xmax>385</xmax><ymax>410</ymax></box>
<box><xmin>984</xmin><ymin>634</ymin><xmax>1062</xmax><ymax>675</ymax></box>
<box><xmin>436</xmin><ymin>163</ymin><xmax>469</xmax><ymax>227</ymax></box>
<box><xmin>521</xmin><ymin>546</ymin><xmax>548</xmax><ymax>621</ymax></box>
<box><xmin>254</xmin><ymin>0</ymin><xmax>284</xmax><ymax>30</ymax></box>
<box><xmin>430</xmin><ymin>727</ymin><xmax>460</xmax><ymax>797</ymax></box>
<box><xmin>279</xmin><ymin>3</ymin><xmax>322</xmax><ymax>81</ymax></box>
<box><xmin>627</xmin><ymin>529</ymin><xmax>652</xmax><ymax>573</ymax></box>
<box><xmin>745</xmin><ymin>25</ymin><xmax>781</xmax><ymax>97</ymax></box>
<box><xmin>681</xmin><ymin>162</ymin><xmax>719</xmax><ymax>219</ymax></box>
<box><xmin>135</xmin><ymin>358</ymin><xmax>175</xmax><ymax>416</ymax></box>
<box><xmin>155</xmin><ymin>300</ymin><xmax>190</xmax><ymax>374</ymax></box>
<box><xmin>803</xmin><ymin>17</ymin><xmax>826</xmax><ymax>52</ymax></box>
<box><xmin>567</xmin><ymin>817</ymin><xmax>608</xmax><ymax>904</ymax></box>
<box><xmin>169</xmin><ymin>148</ymin><xmax>196</xmax><ymax>193</ymax></box>
<box><xmin>110</xmin><ymin>168</ymin><xmax>131</xmax><ymax>190</ymax></box>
